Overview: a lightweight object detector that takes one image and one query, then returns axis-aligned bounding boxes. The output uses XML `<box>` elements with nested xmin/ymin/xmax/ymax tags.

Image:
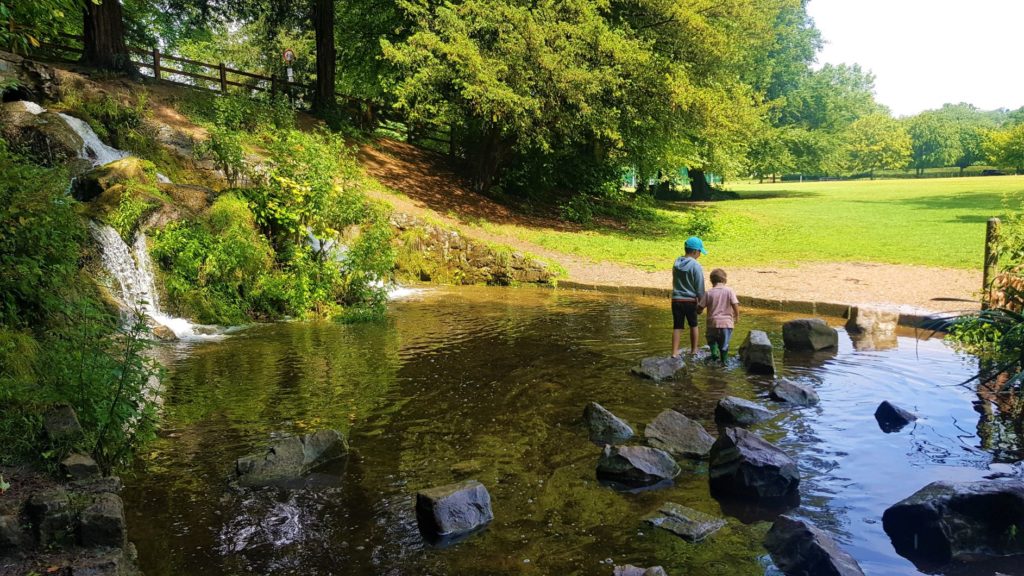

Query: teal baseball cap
<box><xmin>684</xmin><ymin>236</ymin><xmax>707</xmax><ymax>255</ymax></box>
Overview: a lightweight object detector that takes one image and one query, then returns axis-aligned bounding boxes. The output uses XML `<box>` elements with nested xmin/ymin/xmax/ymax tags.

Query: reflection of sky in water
<box><xmin>122</xmin><ymin>286</ymin><xmax>1016</xmax><ymax>576</ymax></box>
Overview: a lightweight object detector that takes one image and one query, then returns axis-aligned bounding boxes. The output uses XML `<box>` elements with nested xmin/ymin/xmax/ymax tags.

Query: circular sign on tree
<box><xmin>283</xmin><ymin>48</ymin><xmax>296</xmax><ymax>64</ymax></box>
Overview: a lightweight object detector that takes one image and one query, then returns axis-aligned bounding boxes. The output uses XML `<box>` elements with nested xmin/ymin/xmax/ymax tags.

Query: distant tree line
<box><xmin>4</xmin><ymin>0</ymin><xmax>1024</xmax><ymax>200</ymax></box>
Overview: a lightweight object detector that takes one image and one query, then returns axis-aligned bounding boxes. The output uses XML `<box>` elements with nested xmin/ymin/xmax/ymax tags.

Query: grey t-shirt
<box><xmin>672</xmin><ymin>256</ymin><xmax>705</xmax><ymax>300</ymax></box>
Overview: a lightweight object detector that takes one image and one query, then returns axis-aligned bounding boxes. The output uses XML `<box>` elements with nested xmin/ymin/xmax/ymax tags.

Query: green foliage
<box><xmin>108</xmin><ymin>185</ymin><xmax>154</xmax><ymax>240</ymax></box>
<box><xmin>58</xmin><ymin>88</ymin><xmax>157</xmax><ymax>157</ymax></box>
<box><xmin>194</xmin><ymin>127</ymin><xmax>247</xmax><ymax>186</ymax></box>
<box><xmin>685</xmin><ymin>207</ymin><xmax>719</xmax><ymax>241</ymax></box>
<box><xmin>0</xmin><ymin>0</ymin><xmax>77</xmax><ymax>53</ymax></box>
<box><xmin>904</xmin><ymin>111</ymin><xmax>961</xmax><ymax>175</ymax></box>
<box><xmin>986</xmin><ymin>124</ymin><xmax>1024</xmax><ymax>173</ymax></box>
<box><xmin>843</xmin><ymin>113</ymin><xmax>912</xmax><ymax>177</ymax></box>
<box><xmin>559</xmin><ymin>195</ymin><xmax>594</xmax><ymax>225</ymax></box>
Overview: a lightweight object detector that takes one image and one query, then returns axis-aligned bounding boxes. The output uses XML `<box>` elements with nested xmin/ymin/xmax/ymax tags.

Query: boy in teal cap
<box><xmin>671</xmin><ymin>236</ymin><xmax>706</xmax><ymax>357</ymax></box>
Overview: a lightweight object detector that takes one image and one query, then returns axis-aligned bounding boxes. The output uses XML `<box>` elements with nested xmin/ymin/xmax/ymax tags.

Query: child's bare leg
<box><xmin>672</xmin><ymin>329</ymin><xmax>682</xmax><ymax>357</ymax></box>
<box><xmin>690</xmin><ymin>326</ymin><xmax>699</xmax><ymax>353</ymax></box>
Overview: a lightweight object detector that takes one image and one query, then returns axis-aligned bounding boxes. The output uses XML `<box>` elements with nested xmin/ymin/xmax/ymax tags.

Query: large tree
<box><xmin>904</xmin><ymin>111</ymin><xmax>960</xmax><ymax>176</ymax></box>
<box><xmin>311</xmin><ymin>0</ymin><xmax>335</xmax><ymax>113</ymax></box>
<box><xmin>986</xmin><ymin>123</ymin><xmax>1024</xmax><ymax>174</ymax></box>
<box><xmin>82</xmin><ymin>0</ymin><xmax>135</xmax><ymax>73</ymax></box>
<box><xmin>844</xmin><ymin>113</ymin><xmax>911</xmax><ymax>178</ymax></box>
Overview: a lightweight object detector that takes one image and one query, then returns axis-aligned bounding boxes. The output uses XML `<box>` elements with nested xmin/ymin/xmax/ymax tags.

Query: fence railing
<box><xmin>36</xmin><ymin>34</ymin><xmax>457</xmax><ymax>157</ymax></box>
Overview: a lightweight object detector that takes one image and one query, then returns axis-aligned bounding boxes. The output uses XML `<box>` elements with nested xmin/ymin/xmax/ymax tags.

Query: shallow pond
<box><xmin>124</xmin><ymin>286</ymin><xmax>1016</xmax><ymax>575</ymax></box>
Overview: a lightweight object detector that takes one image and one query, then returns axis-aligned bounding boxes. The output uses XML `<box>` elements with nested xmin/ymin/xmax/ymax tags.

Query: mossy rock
<box><xmin>1</xmin><ymin>104</ymin><xmax>84</xmax><ymax>167</ymax></box>
<box><xmin>72</xmin><ymin>157</ymin><xmax>159</xmax><ymax>202</ymax></box>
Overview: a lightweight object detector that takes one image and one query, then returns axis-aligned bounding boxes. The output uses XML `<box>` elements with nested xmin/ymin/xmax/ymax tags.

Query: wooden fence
<box><xmin>37</xmin><ymin>35</ymin><xmax>456</xmax><ymax>155</ymax></box>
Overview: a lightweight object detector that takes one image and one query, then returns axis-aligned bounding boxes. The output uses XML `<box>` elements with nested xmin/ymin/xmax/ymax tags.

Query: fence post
<box><xmin>219</xmin><ymin>63</ymin><xmax>227</xmax><ymax>93</ymax></box>
<box><xmin>271</xmin><ymin>75</ymin><xmax>278</xmax><ymax>96</ymax></box>
<box><xmin>152</xmin><ymin>47</ymin><xmax>161</xmax><ymax>80</ymax></box>
<box><xmin>983</xmin><ymin>217</ymin><xmax>1001</xmax><ymax>309</ymax></box>
<box><xmin>448</xmin><ymin>122</ymin><xmax>455</xmax><ymax>158</ymax></box>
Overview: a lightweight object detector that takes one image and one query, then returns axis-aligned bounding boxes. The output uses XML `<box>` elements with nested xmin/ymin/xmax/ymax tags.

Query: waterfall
<box><xmin>57</xmin><ymin>113</ymin><xmax>129</xmax><ymax>167</ymax></box>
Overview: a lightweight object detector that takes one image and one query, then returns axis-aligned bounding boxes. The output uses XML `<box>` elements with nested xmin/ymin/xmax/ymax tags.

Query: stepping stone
<box><xmin>714</xmin><ymin>396</ymin><xmax>772</xmax><ymax>426</ymax></box>
<box><xmin>874</xmin><ymin>401</ymin><xmax>917</xmax><ymax>433</ymax></box>
<box><xmin>765</xmin><ymin>515</ymin><xmax>865</xmax><ymax>576</ymax></box>
<box><xmin>782</xmin><ymin>319</ymin><xmax>839</xmax><ymax>351</ymax></box>
<box><xmin>739</xmin><ymin>330</ymin><xmax>775</xmax><ymax>374</ymax></box>
<box><xmin>644</xmin><ymin>410</ymin><xmax>714</xmax><ymax>458</ymax></box>
<box><xmin>710</xmin><ymin>427</ymin><xmax>800</xmax><ymax>502</ymax></box>
<box><xmin>416</xmin><ymin>480</ymin><xmax>494</xmax><ymax>542</ymax></box>
<box><xmin>631</xmin><ymin>356</ymin><xmax>685</xmax><ymax>381</ymax></box>
<box><xmin>645</xmin><ymin>502</ymin><xmax>726</xmax><ymax>542</ymax></box>
<box><xmin>614</xmin><ymin>566</ymin><xmax>668</xmax><ymax>576</ymax></box>
<box><xmin>584</xmin><ymin>402</ymin><xmax>634</xmax><ymax>445</ymax></box>
<box><xmin>770</xmin><ymin>380</ymin><xmax>820</xmax><ymax>407</ymax></box>
<box><xmin>846</xmin><ymin>305</ymin><xmax>898</xmax><ymax>335</ymax></box>
<box><xmin>596</xmin><ymin>445</ymin><xmax>680</xmax><ymax>486</ymax></box>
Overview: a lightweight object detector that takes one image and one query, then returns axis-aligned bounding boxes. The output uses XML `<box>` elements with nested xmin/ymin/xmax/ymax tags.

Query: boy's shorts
<box><xmin>672</xmin><ymin>300</ymin><xmax>699</xmax><ymax>329</ymax></box>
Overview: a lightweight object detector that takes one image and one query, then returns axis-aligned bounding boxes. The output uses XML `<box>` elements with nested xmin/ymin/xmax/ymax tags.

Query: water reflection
<box><xmin>122</xmin><ymin>286</ymin><xmax>1011</xmax><ymax>575</ymax></box>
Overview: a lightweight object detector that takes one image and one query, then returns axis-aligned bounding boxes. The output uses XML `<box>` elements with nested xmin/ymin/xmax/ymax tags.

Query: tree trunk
<box><xmin>468</xmin><ymin>126</ymin><xmax>510</xmax><ymax>193</ymax></box>
<box><xmin>82</xmin><ymin>0</ymin><xmax>134</xmax><ymax>73</ymax></box>
<box><xmin>688</xmin><ymin>168</ymin><xmax>713</xmax><ymax>201</ymax></box>
<box><xmin>312</xmin><ymin>0</ymin><xmax>336</xmax><ymax>114</ymax></box>
<box><xmin>959</xmin><ymin>165</ymin><xmax>965</xmax><ymax>177</ymax></box>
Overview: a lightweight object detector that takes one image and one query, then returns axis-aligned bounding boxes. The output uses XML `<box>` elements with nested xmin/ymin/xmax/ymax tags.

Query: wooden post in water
<box><xmin>219</xmin><ymin>63</ymin><xmax>228</xmax><ymax>93</ymax></box>
<box><xmin>982</xmin><ymin>217</ymin><xmax>1001</xmax><ymax>309</ymax></box>
<box><xmin>152</xmin><ymin>47</ymin><xmax>161</xmax><ymax>80</ymax></box>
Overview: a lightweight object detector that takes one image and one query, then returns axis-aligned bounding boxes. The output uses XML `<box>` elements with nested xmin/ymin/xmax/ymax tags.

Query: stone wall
<box><xmin>392</xmin><ymin>213</ymin><xmax>554</xmax><ymax>286</ymax></box>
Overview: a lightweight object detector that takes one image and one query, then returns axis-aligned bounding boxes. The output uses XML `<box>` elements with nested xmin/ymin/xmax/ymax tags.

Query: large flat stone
<box><xmin>613</xmin><ymin>565</ymin><xmax>668</xmax><ymax>576</ymax></box>
<box><xmin>770</xmin><ymin>380</ymin><xmax>820</xmax><ymax>407</ymax></box>
<box><xmin>710</xmin><ymin>427</ymin><xmax>800</xmax><ymax>502</ymax></box>
<box><xmin>782</xmin><ymin>318</ymin><xmax>839</xmax><ymax>351</ymax></box>
<box><xmin>597</xmin><ymin>445</ymin><xmax>680</xmax><ymax>486</ymax></box>
<box><xmin>846</xmin><ymin>306</ymin><xmax>898</xmax><ymax>335</ymax></box>
<box><xmin>645</xmin><ymin>502</ymin><xmax>726</xmax><ymax>542</ymax></box>
<box><xmin>714</xmin><ymin>396</ymin><xmax>772</xmax><ymax>426</ymax></box>
<box><xmin>631</xmin><ymin>356</ymin><xmax>685</xmax><ymax>381</ymax></box>
<box><xmin>235</xmin><ymin>429</ymin><xmax>348</xmax><ymax>487</ymax></box>
<box><xmin>644</xmin><ymin>410</ymin><xmax>714</xmax><ymax>458</ymax></box>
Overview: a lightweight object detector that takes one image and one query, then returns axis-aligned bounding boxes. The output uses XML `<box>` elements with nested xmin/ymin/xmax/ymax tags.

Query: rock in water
<box><xmin>597</xmin><ymin>445</ymin><xmax>681</xmax><ymax>486</ymax></box>
<box><xmin>415</xmin><ymin>480</ymin><xmax>494</xmax><ymax>543</ymax></box>
<box><xmin>881</xmin><ymin>480</ymin><xmax>1024</xmax><ymax>567</ymax></box>
<box><xmin>631</xmin><ymin>356</ymin><xmax>685</xmax><ymax>381</ymax></box>
<box><xmin>152</xmin><ymin>324</ymin><xmax>178</xmax><ymax>341</ymax></box>
<box><xmin>709</xmin><ymin>427</ymin><xmax>800</xmax><ymax>501</ymax></box>
<box><xmin>874</xmin><ymin>401</ymin><xmax>917</xmax><ymax>433</ymax></box>
<box><xmin>61</xmin><ymin>453</ymin><xmax>100</xmax><ymax>481</ymax></box>
<box><xmin>79</xmin><ymin>493</ymin><xmax>127</xmax><ymax>549</ymax></box>
<box><xmin>846</xmin><ymin>306</ymin><xmax>898</xmax><ymax>335</ymax></box>
<box><xmin>714</xmin><ymin>396</ymin><xmax>772</xmax><ymax>426</ymax></box>
<box><xmin>614</xmin><ymin>566</ymin><xmax>668</xmax><ymax>576</ymax></box>
<box><xmin>584</xmin><ymin>402</ymin><xmax>634</xmax><ymax>445</ymax></box>
<box><xmin>235</xmin><ymin>429</ymin><xmax>348</xmax><ymax>487</ymax></box>
<box><xmin>645</xmin><ymin>502</ymin><xmax>726</xmax><ymax>542</ymax></box>
<box><xmin>782</xmin><ymin>319</ymin><xmax>839</xmax><ymax>351</ymax></box>
<box><xmin>764</xmin><ymin>515</ymin><xmax>865</xmax><ymax>576</ymax></box>
<box><xmin>644</xmin><ymin>410</ymin><xmax>714</xmax><ymax>458</ymax></box>
<box><xmin>770</xmin><ymin>380</ymin><xmax>820</xmax><ymax>407</ymax></box>
<box><xmin>739</xmin><ymin>330</ymin><xmax>776</xmax><ymax>374</ymax></box>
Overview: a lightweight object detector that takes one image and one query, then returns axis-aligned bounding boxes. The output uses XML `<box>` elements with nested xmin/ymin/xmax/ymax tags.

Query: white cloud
<box><xmin>807</xmin><ymin>0</ymin><xmax>1024</xmax><ymax>116</ymax></box>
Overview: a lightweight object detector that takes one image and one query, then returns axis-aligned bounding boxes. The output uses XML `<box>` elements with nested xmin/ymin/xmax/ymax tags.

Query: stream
<box><xmin>119</xmin><ymin>286</ymin><xmax>1016</xmax><ymax>575</ymax></box>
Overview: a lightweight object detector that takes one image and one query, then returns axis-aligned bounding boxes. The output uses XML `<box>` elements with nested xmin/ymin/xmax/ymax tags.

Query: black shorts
<box><xmin>672</xmin><ymin>300</ymin><xmax>699</xmax><ymax>329</ymax></box>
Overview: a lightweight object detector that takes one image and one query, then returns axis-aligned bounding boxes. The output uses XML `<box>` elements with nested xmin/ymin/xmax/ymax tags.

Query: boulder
<box><xmin>62</xmin><ymin>453</ymin><xmax>101</xmax><ymax>481</ymax></box>
<box><xmin>0</xmin><ymin>105</ymin><xmax>83</xmax><ymax>166</ymax></box>
<box><xmin>770</xmin><ymin>380</ymin><xmax>820</xmax><ymax>407</ymax></box>
<box><xmin>846</xmin><ymin>306</ymin><xmax>898</xmax><ymax>335</ymax></box>
<box><xmin>596</xmin><ymin>445</ymin><xmax>681</xmax><ymax>486</ymax></box>
<box><xmin>710</xmin><ymin>427</ymin><xmax>800</xmax><ymax>502</ymax></box>
<box><xmin>583</xmin><ymin>402</ymin><xmax>634</xmax><ymax>445</ymax></box>
<box><xmin>151</xmin><ymin>325</ymin><xmax>178</xmax><ymax>342</ymax></box>
<box><xmin>26</xmin><ymin>488</ymin><xmax>73</xmax><ymax>547</ymax></box>
<box><xmin>714</xmin><ymin>396</ymin><xmax>772</xmax><ymax>426</ymax></box>
<box><xmin>44</xmin><ymin>404</ymin><xmax>83</xmax><ymax>442</ymax></box>
<box><xmin>235</xmin><ymin>429</ymin><xmax>348</xmax><ymax>487</ymax></box>
<box><xmin>645</xmin><ymin>502</ymin><xmax>726</xmax><ymax>542</ymax></box>
<box><xmin>644</xmin><ymin>410</ymin><xmax>714</xmax><ymax>458</ymax></box>
<box><xmin>78</xmin><ymin>493</ymin><xmax>127</xmax><ymax>549</ymax></box>
<box><xmin>849</xmin><ymin>332</ymin><xmax>898</xmax><ymax>351</ymax></box>
<box><xmin>782</xmin><ymin>319</ymin><xmax>839</xmax><ymax>351</ymax></box>
<box><xmin>874</xmin><ymin>401</ymin><xmax>917</xmax><ymax>433</ymax></box>
<box><xmin>614</xmin><ymin>565</ymin><xmax>668</xmax><ymax>576</ymax></box>
<box><xmin>739</xmin><ymin>330</ymin><xmax>775</xmax><ymax>375</ymax></box>
<box><xmin>631</xmin><ymin>356</ymin><xmax>685</xmax><ymax>382</ymax></box>
<box><xmin>415</xmin><ymin>480</ymin><xmax>494</xmax><ymax>542</ymax></box>
<box><xmin>72</xmin><ymin>157</ymin><xmax>159</xmax><ymax>202</ymax></box>
<box><xmin>881</xmin><ymin>480</ymin><xmax>1024</xmax><ymax>567</ymax></box>
<box><xmin>0</xmin><ymin>514</ymin><xmax>28</xmax><ymax>556</ymax></box>
<box><xmin>764</xmin><ymin>515</ymin><xmax>865</xmax><ymax>576</ymax></box>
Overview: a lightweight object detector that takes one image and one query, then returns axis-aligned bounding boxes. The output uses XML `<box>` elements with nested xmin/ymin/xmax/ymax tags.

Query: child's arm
<box><xmin>731</xmin><ymin>290</ymin><xmax>740</xmax><ymax>321</ymax></box>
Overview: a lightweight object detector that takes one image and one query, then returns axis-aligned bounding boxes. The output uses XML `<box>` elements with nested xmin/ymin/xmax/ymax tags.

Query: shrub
<box><xmin>194</xmin><ymin>127</ymin><xmax>247</xmax><ymax>186</ymax></box>
<box><xmin>559</xmin><ymin>194</ymin><xmax>594</xmax><ymax>224</ymax></box>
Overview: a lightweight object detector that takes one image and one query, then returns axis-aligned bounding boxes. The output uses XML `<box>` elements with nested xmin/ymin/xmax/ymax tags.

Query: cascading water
<box><xmin>57</xmin><ymin>112</ymin><xmax>128</xmax><ymax>167</ymax></box>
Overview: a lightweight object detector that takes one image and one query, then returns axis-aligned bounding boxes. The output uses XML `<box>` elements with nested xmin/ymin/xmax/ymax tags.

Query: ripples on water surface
<box><xmin>125</xmin><ymin>286</ymin><xmax>1015</xmax><ymax>575</ymax></box>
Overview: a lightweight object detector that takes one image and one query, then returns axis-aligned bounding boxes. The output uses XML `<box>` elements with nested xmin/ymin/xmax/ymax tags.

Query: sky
<box><xmin>806</xmin><ymin>0</ymin><xmax>1024</xmax><ymax>117</ymax></box>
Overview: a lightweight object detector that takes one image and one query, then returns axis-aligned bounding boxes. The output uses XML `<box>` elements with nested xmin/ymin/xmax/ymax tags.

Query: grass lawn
<box><xmin>476</xmin><ymin>175</ymin><xmax>1024</xmax><ymax>270</ymax></box>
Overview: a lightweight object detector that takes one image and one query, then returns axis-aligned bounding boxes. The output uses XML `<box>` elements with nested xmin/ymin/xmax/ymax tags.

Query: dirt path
<box><xmin>360</xmin><ymin>140</ymin><xmax>981</xmax><ymax>314</ymax></box>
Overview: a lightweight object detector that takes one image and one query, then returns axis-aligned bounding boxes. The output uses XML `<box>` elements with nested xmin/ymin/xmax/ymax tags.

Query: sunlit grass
<box><xmin>475</xmin><ymin>176</ymin><xmax>1024</xmax><ymax>270</ymax></box>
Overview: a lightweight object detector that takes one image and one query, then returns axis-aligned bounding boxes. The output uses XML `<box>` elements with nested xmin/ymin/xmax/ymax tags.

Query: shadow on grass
<box><xmin>851</xmin><ymin>192</ymin><xmax>1011</xmax><ymax>222</ymax></box>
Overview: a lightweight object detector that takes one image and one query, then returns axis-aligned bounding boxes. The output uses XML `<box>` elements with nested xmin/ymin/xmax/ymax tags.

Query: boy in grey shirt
<box><xmin>671</xmin><ymin>236</ymin><xmax>706</xmax><ymax>357</ymax></box>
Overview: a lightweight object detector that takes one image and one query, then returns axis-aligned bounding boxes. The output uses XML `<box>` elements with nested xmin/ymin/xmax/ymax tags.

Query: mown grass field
<box><xmin>478</xmin><ymin>175</ymin><xmax>1024</xmax><ymax>270</ymax></box>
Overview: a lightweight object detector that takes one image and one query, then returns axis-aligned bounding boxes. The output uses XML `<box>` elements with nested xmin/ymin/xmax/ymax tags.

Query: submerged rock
<box><xmin>874</xmin><ymin>400</ymin><xmax>917</xmax><ymax>433</ymax></box>
<box><xmin>709</xmin><ymin>427</ymin><xmax>800</xmax><ymax>502</ymax></box>
<box><xmin>644</xmin><ymin>410</ymin><xmax>714</xmax><ymax>458</ymax></box>
<box><xmin>583</xmin><ymin>402</ymin><xmax>634</xmax><ymax>445</ymax></box>
<box><xmin>764</xmin><ymin>515</ymin><xmax>865</xmax><ymax>576</ymax></box>
<box><xmin>235</xmin><ymin>429</ymin><xmax>348</xmax><ymax>487</ymax></box>
<box><xmin>631</xmin><ymin>356</ymin><xmax>685</xmax><ymax>381</ymax></box>
<box><xmin>714</xmin><ymin>396</ymin><xmax>772</xmax><ymax>426</ymax></box>
<box><xmin>415</xmin><ymin>480</ymin><xmax>493</xmax><ymax>543</ymax></box>
<box><xmin>613</xmin><ymin>565</ymin><xmax>668</xmax><ymax>576</ymax></box>
<box><xmin>881</xmin><ymin>480</ymin><xmax>1024</xmax><ymax>567</ymax></box>
<box><xmin>597</xmin><ymin>445</ymin><xmax>681</xmax><ymax>486</ymax></box>
<box><xmin>846</xmin><ymin>306</ymin><xmax>898</xmax><ymax>335</ymax></box>
<box><xmin>782</xmin><ymin>318</ymin><xmax>839</xmax><ymax>351</ymax></box>
<box><xmin>645</xmin><ymin>502</ymin><xmax>726</xmax><ymax>542</ymax></box>
<box><xmin>770</xmin><ymin>380</ymin><xmax>820</xmax><ymax>407</ymax></box>
<box><xmin>44</xmin><ymin>404</ymin><xmax>83</xmax><ymax>442</ymax></box>
<box><xmin>739</xmin><ymin>330</ymin><xmax>776</xmax><ymax>375</ymax></box>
